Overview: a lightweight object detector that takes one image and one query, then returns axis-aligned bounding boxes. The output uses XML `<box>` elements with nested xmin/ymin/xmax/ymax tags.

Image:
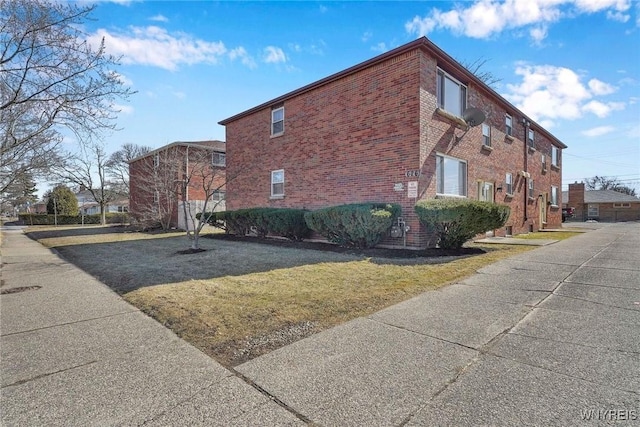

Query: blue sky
<box><xmin>78</xmin><ymin>0</ymin><xmax>639</xmax><ymax>193</ymax></box>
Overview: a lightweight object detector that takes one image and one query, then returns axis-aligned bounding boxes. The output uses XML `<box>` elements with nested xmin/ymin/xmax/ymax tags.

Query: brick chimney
<box><xmin>568</xmin><ymin>182</ymin><xmax>585</xmax><ymax>206</ymax></box>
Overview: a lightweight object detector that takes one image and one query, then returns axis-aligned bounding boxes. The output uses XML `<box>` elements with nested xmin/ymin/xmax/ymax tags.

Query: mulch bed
<box><xmin>206</xmin><ymin>233</ymin><xmax>485</xmax><ymax>259</ymax></box>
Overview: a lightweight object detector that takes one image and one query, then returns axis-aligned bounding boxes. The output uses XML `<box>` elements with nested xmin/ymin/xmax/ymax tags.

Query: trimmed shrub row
<box><xmin>202</xmin><ymin>208</ymin><xmax>311</xmax><ymax>241</ymax></box>
<box><xmin>18</xmin><ymin>213</ymin><xmax>129</xmax><ymax>225</ymax></box>
<box><xmin>304</xmin><ymin>203</ymin><xmax>401</xmax><ymax>249</ymax></box>
<box><xmin>203</xmin><ymin>203</ymin><xmax>401</xmax><ymax>248</ymax></box>
<box><xmin>414</xmin><ymin>199</ymin><xmax>510</xmax><ymax>249</ymax></box>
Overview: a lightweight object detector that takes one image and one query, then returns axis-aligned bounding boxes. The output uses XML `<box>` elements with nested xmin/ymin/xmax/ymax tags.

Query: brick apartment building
<box><xmin>219</xmin><ymin>37</ymin><xmax>566</xmax><ymax>248</ymax></box>
<box><xmin>564</xmin><ymin>182</ymin><xmax>640</xmax><ymax>222</ymax></box>
<box><xmin>129</xmin><ymin>140</ymin><xmax>226</xmax><ymax>230</ymax></box>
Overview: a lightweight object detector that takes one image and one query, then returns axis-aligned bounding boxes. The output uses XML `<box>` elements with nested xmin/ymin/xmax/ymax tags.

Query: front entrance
<box><xmin>539</xmin><ymin>192</ymin><xmax>548</xmax><ymax>229</ymax></box>
<box><xmin>478</xmin><ymin>181</ymin><xmax>495</xmax><ymax>236</ymax></box>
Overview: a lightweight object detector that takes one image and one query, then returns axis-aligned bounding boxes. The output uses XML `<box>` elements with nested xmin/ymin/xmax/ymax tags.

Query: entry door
<box><xmin>540</xmin><ymin>192</ymin><xmax>548</xmax><ymax>227</ymax></box>
<box><xmin>478</xmin><ymin>182</ymin><xmax>494</xmax><ymax>203</ymax></box>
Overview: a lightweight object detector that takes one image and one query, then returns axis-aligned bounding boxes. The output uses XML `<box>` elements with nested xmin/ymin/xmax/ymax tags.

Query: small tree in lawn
<box><xmin>176</xmin><ymin>147</ymin><xmax>226</xmax><ymax>251</ymax></box>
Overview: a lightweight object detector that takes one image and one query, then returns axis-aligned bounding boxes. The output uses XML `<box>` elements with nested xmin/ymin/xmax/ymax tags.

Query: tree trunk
<box><xmin>100</xmin><ymin>204</ymin><xmax>106</xmax><ymax>225</ymax></box>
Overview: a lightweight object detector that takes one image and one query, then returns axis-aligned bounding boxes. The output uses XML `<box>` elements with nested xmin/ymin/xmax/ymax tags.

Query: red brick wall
<box><xmin>225</xmin><ymin>46</ymin><xmax>563</xmax><ymax>247</ymax></box>
<box><xmin>129</xmin><ymin>145</ymin><xmax>226</xmax><ymax>228</ymax></box>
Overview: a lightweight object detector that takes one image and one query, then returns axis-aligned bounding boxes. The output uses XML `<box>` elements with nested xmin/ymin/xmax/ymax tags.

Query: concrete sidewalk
<box><xmin>2</xmin><ymin>223</ymin><xmax>639</xmax><ymax>426</ymax></box>
<box><xmin>237</xmin><ymin>222</ymin><xmax>640</xmax><ymax>426</ymax></box>
<box><xmin>0</xmin><ymin>229</ymin><xmax>303</xmax><ymax>426</ymax></box>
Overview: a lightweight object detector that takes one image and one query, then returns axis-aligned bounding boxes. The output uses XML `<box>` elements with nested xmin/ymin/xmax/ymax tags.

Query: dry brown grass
<box><xmin>26</xmin><ymin>225</ymin><xmax>579</xmax><ymax>367</ymax></box>
<box><xmin>514</xmin><ymin>231</ymin><xmax>583</xmax><ymax>240</ymax></box>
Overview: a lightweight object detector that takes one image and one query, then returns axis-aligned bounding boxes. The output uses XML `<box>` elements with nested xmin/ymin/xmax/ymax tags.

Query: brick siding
<box><xmin>223</xmin><ymin>41</ymin><xmax>564</xmax><ymax>247</ymax></box>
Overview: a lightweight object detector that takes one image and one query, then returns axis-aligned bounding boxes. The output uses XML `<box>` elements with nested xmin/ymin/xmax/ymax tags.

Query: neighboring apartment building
<box><xmin>563</xmin><ymin>182</ymin><xmax>640</xmax><ymax>222</ymax></box>
<box><xmin>219</xmin><ymin>37</ymin><xmax>566</xmax><ymax>248</ymax></box>
<box><xmin>129</xmin><ymin>140</ymin><xmax>226</xmax><ymax>230</ymax></box>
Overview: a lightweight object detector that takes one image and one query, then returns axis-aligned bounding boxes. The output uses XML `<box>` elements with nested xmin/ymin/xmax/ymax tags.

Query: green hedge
<box><xmin>18</xmin><ymin>213</ymin><xmax>129</xmax><ymax>225</ymax></box>
<box><xmin>304</xmin><ymin>203</ymin><xmax>401</xmax><ymax>249</ymax></box>
<box><xmin>414</xmin><ymin>199</ymin><xmax>510</xmax><ymax>249</ymax></box>
<box><xmin>201</xmin><ymin>208</ymin><xmax>311</xmax><ymax>241</ymax></box>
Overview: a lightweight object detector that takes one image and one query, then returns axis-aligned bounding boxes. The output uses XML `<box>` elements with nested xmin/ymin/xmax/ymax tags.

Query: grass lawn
<box><xmin>514</xmin><ymin>231</ymin><xmax>583</xmax><ymax>240</ymax></box>
<box><xmin>26</xmin><ymin>225</ymin><xmax>579</xmax><ymax>367</ymax></box>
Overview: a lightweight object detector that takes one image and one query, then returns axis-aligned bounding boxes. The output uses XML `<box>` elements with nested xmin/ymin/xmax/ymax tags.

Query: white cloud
<box><xmin>588</xmin><ymin>78</ymin><xmax>616</xmax><ymax>95</ymax></box>
<box><xmin>263</xmin><ymin>46</ymin><xmax>287</xmax><ymax>64</ymax></box>
<box><xmin>406</xmin><ymin>0</ymin><xmax>631</xmax><ymax>42</ymax></box>
<box><xmin>581</xmin><ymin>125</ymin><xmax>615</xmax><ymax>137</ymax></box>
<box><xmin>362</xmin><ymin>31</ymin><xmax>373</xmax><ymax>42</ymax></box>
<box><xmin>229</xmin><ymin>46</ymin><xmax>257</xmax><ymax>69</ymax></box>
<box><xmin>149</xmin><ymin>14</ymin><xmax>168</xmax><ymax>22</ymax></box>
<box><xmin>87</xmin><ymin>26</ymin><xmax>227</xmax><ymax>71</ymax></box>
<box><xmin>582</xmin><ymin>100</ymin><xmax>624</xmax><ymax>117</ymax></box>
<box><xmin>503</xmin><ymin>64</ymin><xmax>624</xmax><ymax>123</ymax></box>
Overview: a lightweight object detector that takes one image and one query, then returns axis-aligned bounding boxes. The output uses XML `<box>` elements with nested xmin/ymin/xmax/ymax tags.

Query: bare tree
<box><xmin>1</xmin><ymin>0</ymin><xmax>133</xmax><ymax>191</ymax></box>
<box><xmin>585</xmin><ymin>176</ymin><xmax>637</xmax><ymax>197</ymax></box>
<box><xmin>458</xmin><ymin>57</ymin><xmax>502</xmax><ymax>88</ymax></box>
<box><xmin>53</xmin><ymin>143</ymin><xmax>117</xmax><ymax>225</ymax></box>
<box><xmin>176</xmin><ymin>148</ymin><xmax>225</xmax><ymax>251</ymax></box>
<box><xmin>106</xmin><ymin>143</ymin><xmax>152</xmax><ymax>198</ymax></box>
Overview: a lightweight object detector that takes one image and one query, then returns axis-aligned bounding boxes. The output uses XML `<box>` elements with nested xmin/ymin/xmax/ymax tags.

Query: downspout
<box><xmin>522</xmin><ymin>119</ymin><xmax>530</xmax><ymax>223</ymax></box>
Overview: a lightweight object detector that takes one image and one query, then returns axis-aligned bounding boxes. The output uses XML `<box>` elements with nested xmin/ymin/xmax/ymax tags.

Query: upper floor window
<box><xmin>528</xmin><ymin>179</ymin><xmax>534</xmax><ymax>199</ymax></box>
<box><xmin>212</xmin><ymin>151</ymin><xmax>226</xmax><ymax>166</ymax></box>
<box><xmin>505</xmin><ymin>114</ymin><xmax>513</xmax><ymax>136</ymax></box>
<box><xmin>551</xmin><ymin>186</ymin><xmax>559</xmax><ymax>206</ymax></box>
<box><xmin>153</xmin><ymin>153</ymin><xmax>160</xmax><ymax>168</ymax></box>
<box><xmin>271</xmin><ymin>169</ymin><xmax>284</xmax><ymax>197</ymax></box>
<box><xmin>542</xmin><ymin>154</ymin><xmax>547</xmax><ymax>171</ymax></box>
<box><xmin>528</xmin><ymin>129</ymin><xmax>535</xmax><ymax>149</ymax></box>
<box><xmin>437</xmin><ymin>69</ymin><xmax>467</xmax><ymax>117</ymax></box>
<box><xmin>505</xmin><ymin>173</ymin><xmax>514</xmax><ymax>195</ymax></box>
<box><xmin>482</xmin><ymin>123</ymin><xmax>491</xmax><ymax>147</ymax></box>
<box><xmin>436</xmin><ymin>154</ymin><xmax>467</xmax><ymax>197</ymax></box>
<box><xmin>552</xmin><ymin>146</ymin><xmax>560</xmax><ymax>167</ymax></box>
<box><xmin>271</xmin><ymin>106</ymin><xmax>284</xmax><ymax>135</ymax></box>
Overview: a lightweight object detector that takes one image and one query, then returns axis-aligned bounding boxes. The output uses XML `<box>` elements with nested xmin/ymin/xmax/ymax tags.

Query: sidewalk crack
<box><xmin>1</xmin><ymin>360</ymin><xmax>97</xmax><ymax>389</ymax></box>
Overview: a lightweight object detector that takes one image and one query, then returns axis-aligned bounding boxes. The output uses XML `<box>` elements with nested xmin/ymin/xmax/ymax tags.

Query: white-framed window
<box><xmin>588</xmin><ymin>204</ymin><xmax>599</xmax><ymax>217</ymax></box>
<box><xmin>153</xmin><ymin>190</ymin><xmax>160</xmax><ymax>204</ymax></box>
<box><xmin>528</xmin><ymin>179</ymin><xmax>534</xmax><ymax>199</ymax></box>
<box><xmin>542</xmin><ymin>154</ymin><xmax>547</xmax><ymax>171</ymax></box>
<box><xmin>505</xmin><ymin>173</ymin><xmax>513</xmax><ymax>195</ymax></box>
<box><xmin>212</xmin><ymin>151</ymin><xmax>226</xmax><ymax>166</ymax></box>
<box><xmin>505</xmin><ymin>114</ymin><xmax>513</xmax><ymax>136</ymax></box>
<box><xmin>436</xmin><ymin>154</ymin><xmax>467</xmax><ymax>197</ymax></box>
<box><xmin>478</xmin><ymin>181</ymin><xmax>494</xmax><ymax>202</ymax></box>
<box><xmin>552</xmin><ymin>146</ymin><xmax>559</xmax><ymax>167</ymax></box>
<box><xmin>528</xmin><ymin>129</ymin><xmax>535</xmax><ymax>149</ymax></box>
<box><xmin>271</xmin><ymin>169</ymin><xmax>284</xmax><ymax>197</ymax></box>
<box><xmin>271</xmin><ymin>106</ymin><xmax>284</xmax><ymax>135</ymax></box>
<box><xmin>551</xmin><ymin>186</ymin><xmax>558</xmax><ymax>206</ymax></box>
<box><xmin>482</xmin><ymin>123</ymin><xmax>491</xmax><ymax>147</ymax></box>
<box><xmin>437</xmin><ymin>68</ymin><xmax>467</xmax><ymax>117</ymax></box>
<box><xmin>153</xmin><ymin>153</ymin><xmax>160</xmax><ymax>168</ymax></box>
<box><xmin>613</xmin><ymin>203</ymin><xmax>631</xmax><ymax>208</ymax></box>
<box><xmin>211</xmin><ymin>190</ymin><xmax>226</xmax><ymax>201</ymax></box>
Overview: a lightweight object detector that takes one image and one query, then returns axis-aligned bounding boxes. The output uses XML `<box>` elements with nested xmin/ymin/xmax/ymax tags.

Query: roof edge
<box><xmin>128</xmin><ymin>140</ymin><xmax>225</xmax><ymax>164</ymax></box>
<box><xmin>219</xmin><ymin>37</ymin><xmax>566</xmax><ymax>149</ymax></box>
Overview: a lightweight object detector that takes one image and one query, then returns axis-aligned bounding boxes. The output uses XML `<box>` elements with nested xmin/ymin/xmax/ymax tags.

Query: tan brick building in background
<box><xmin>220</xmin><ymin>37</ymin><xmax>566</xmax><ymax>248</ymax></box>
